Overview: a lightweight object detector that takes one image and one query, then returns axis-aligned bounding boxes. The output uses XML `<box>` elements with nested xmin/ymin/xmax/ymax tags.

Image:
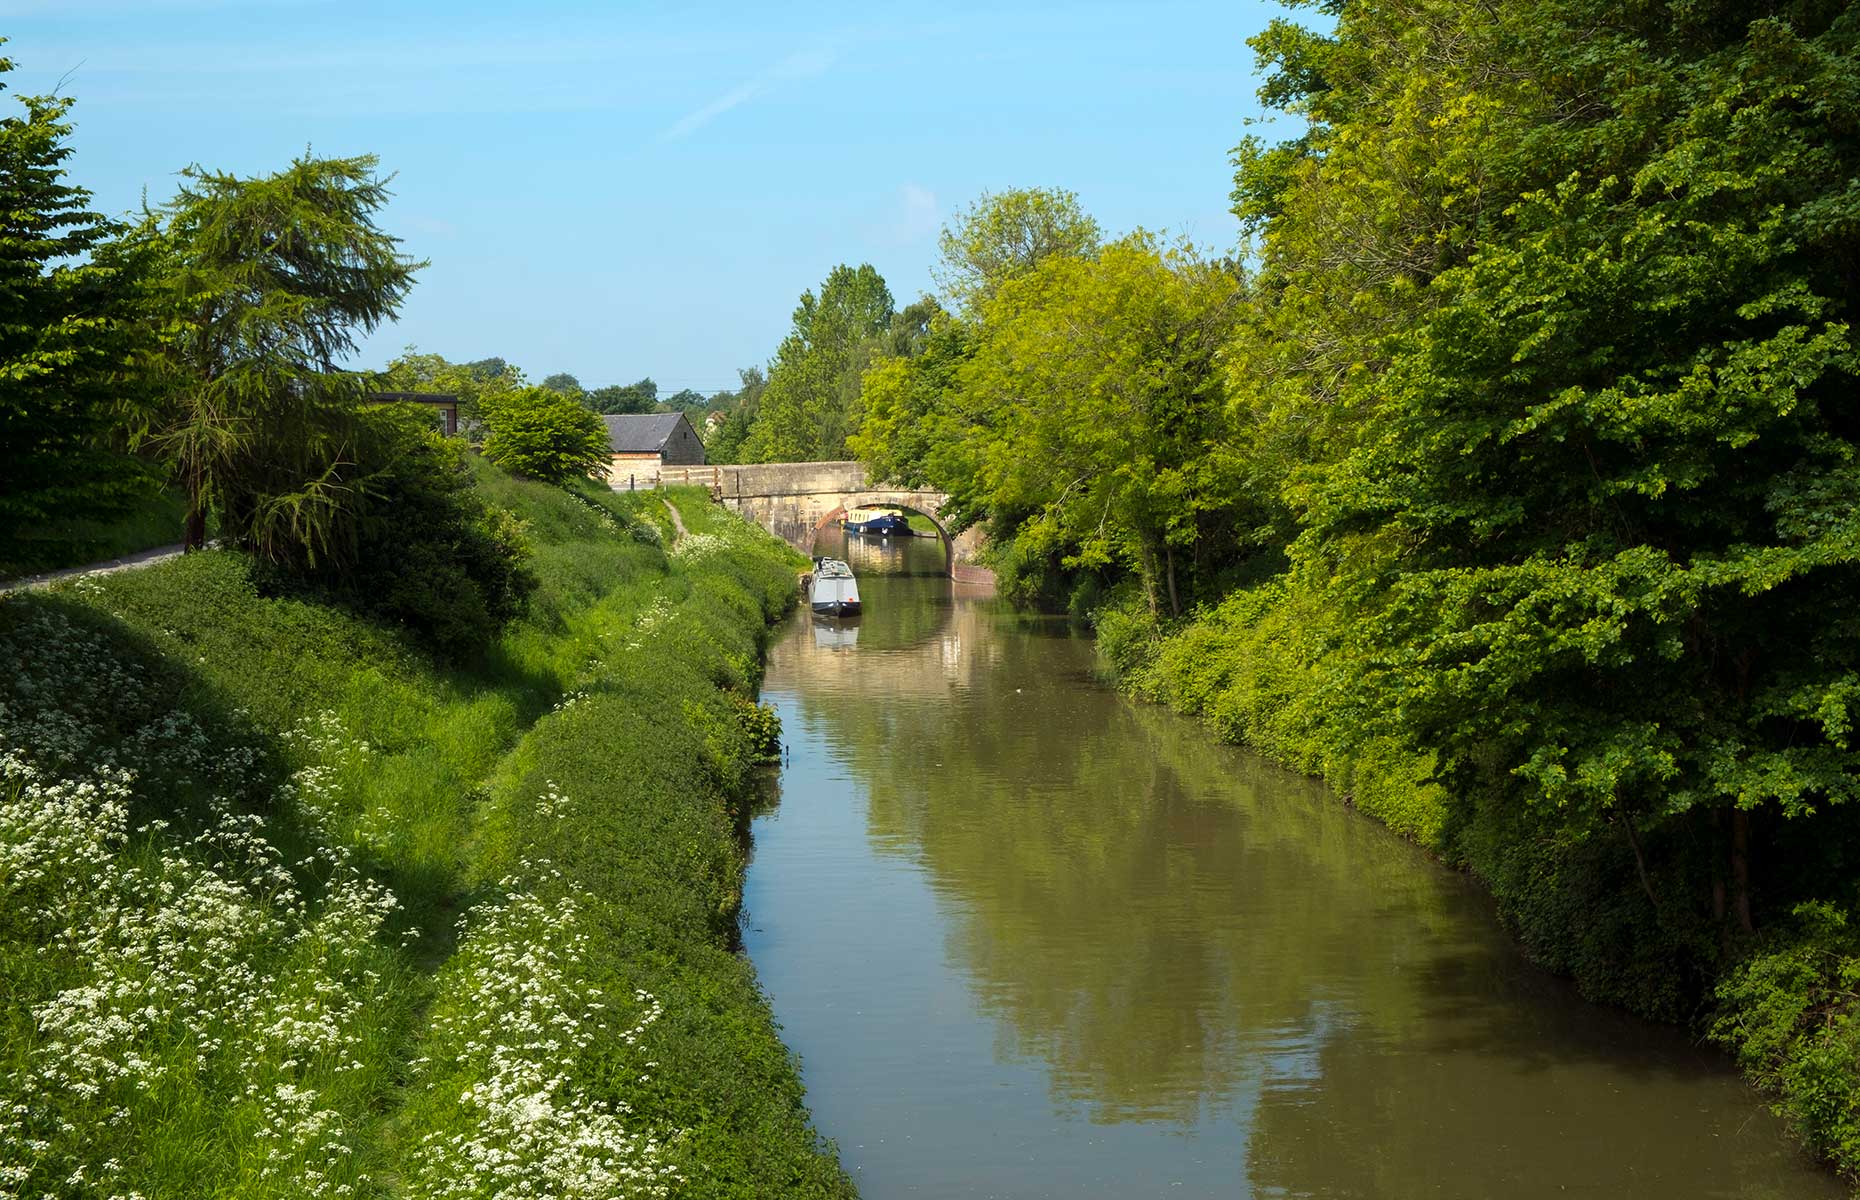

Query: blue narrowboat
<box><xmin>843</xmin><ymin>507</ymin><xmax>911</xmax><ymax>536</ymax></box>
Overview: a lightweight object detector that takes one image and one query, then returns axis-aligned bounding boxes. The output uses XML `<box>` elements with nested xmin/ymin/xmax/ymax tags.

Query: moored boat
<box><xmin>809</xmin><ymin>557</ymin><xmax>862</xmax><ymax>616</ymax></box>
<box><xmin>842</xmin><ymin>507</ymin><xmax>911</xmax><ymax>537</ymax></box>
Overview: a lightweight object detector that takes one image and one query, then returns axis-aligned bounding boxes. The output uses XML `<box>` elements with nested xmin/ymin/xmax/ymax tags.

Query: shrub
<box><xmin>343</xmin><ymin>408</ymin><xmax>537</xmax><ymax>654</ymax></box>
<box><xmin>480</xmin><ymin>386</ymin><xmax>611</xmax><ymax>484</ymax></box>
<box><xmin>1714</xmin><ymin>903</ymin><xmax>1860</xmax><ymax>1179</ymax></box>
<box><xmin>265</xmin><ymin>405</ymin><xmax>537</xmax><ymax>656</ymax></box>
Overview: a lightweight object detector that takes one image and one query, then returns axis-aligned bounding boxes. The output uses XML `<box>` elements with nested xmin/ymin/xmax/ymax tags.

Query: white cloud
<box><xmin>657</xmin><ymin>47</ymin><xmax>835</xmax><ymax>143</ymax></box>
<box><xmin>891</xmin><ymin>182</ymin><xmax>940</xmax><ymax>243</ymax></box>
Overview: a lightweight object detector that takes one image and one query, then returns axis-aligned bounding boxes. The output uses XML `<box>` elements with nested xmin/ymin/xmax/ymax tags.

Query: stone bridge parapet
<box><xmin>646</xmin><ymin>461</ymin><xmax>988</xmax><ymax>580</ymax></box>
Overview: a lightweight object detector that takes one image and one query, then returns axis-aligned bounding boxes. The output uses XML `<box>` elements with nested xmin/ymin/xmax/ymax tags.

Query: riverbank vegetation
<box><xmin>766</xmin><ymin>0</ymin><xmax>1860</xmax><ymax>1182</ymax></box>
<box><xmin>1</xmin><ymin>479</ymin><xmax>846</xmax><ymax>1198</ymax></box>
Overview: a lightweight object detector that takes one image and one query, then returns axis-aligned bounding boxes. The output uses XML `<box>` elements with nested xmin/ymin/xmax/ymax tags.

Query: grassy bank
<box><xmin>0</xmin><ymin>466</ymin><xmax>851</xmax><ymax>1198</ymax></box>
<box><xmin>1102</xmin><ymin>587</ymin><xmax>1860</xmax><ymax>1188</ymax></box>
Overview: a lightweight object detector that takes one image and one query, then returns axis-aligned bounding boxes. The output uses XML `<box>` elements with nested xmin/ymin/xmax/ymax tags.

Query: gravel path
<box><xmin>0</xmin><ymin>543</ymin><xmax>189</xmax><ymax>594</ymax></box>
<box><xmin>661</xmin><ymin>498</ymin><xmax>689</xmax><ymax>541</ymax></box>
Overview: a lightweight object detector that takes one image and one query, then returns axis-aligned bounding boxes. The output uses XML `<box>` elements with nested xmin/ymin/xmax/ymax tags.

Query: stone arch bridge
<box><xmin>650</xmin><ymin>461</ymin><xmax>989</xmax><ymax>580</ymax></box>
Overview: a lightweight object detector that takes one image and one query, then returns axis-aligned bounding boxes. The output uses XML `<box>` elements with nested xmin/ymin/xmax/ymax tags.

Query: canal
<box><xmin>742</xmin><ymin>530</ymin><xmax>1839</xmax><ymax>1199</ymax></box>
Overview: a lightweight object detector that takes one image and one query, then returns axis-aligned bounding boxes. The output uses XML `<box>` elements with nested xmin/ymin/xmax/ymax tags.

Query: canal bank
<box><xmin>0</xmin><ymin>479</ymin><xmax>852</xmax><ymax>1199</ymax></box>
<box><xmin>744</xmin><ymin>529</ymin><xmax>1841</xmax><ymax>1198</ymax></box>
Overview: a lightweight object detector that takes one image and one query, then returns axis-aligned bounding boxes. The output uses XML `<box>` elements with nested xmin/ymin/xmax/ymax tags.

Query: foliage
<box><xmin>0</xmin><ymin>488</ymin><xmax>189</xmax><ymax>580</ymax></box>
<box><xmin>660</xmin><ymin>386</ymin><xmax>710</xmax><ymax>417</ymax></box>
<box><xmin>933</xmin><ymin>186</ymin><xmax>1101</xmax><ymax>312</ymax></box>
<box><xmin>736</xmin><ymin>264</ymin><xmax>893</xmax><ymax>463</ymax></box>
<box><xmin>539</xmin><ymin>370</ymin><xmax>583</xmax><ymax>396</ymax></box>
<box><xmin>0</xmin><ymin>46</ymin><xmax>160</xmax><ymax>572</ymax></box>
<box><xmin>0</xmin><ymin>462</ymin><xmax>842</xmax><ymax>1197</ymax></box>
<box><xmin>847</xmin><ymin>313</ymin><xmax>974</xmax><ymax>494</ymax></box>
<box><xmin>378</xmin><ymin>346</ymin><xmax>525</xmax><ymax>427</ymax></box>
<box><xmin>703</xmin><ymin>366</ymin><xmax>767</xmax><ymax>463</ymax></box>
<box><xmin>481</xmin><ymin>385</ymin><xmax>612</xmax><ymax>484</ymax></box>
<box><xmin>1714</xmin><ymin>902</ymin><xmax>1860</xmax><ymax>1179</ymax></box>
<box><xmin>590</xmin><ymin>377</ymin><xmax>658</xmax><ymax>415</ymax></box>
<box><xmin>303</xmin><ymin>405</ymin><xmax>537</xmax><ymax>656</ymax></box>
<box><xmin>133</xmin><ymin>152</ymin><xmax>424</xmax><ymax>563</ymax></box>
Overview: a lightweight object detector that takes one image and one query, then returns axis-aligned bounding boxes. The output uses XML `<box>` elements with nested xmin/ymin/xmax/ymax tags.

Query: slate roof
<box><xmin>602</xmin><ymin>412</ymin><xmax>690</xmax><ymax>454</ymax></box>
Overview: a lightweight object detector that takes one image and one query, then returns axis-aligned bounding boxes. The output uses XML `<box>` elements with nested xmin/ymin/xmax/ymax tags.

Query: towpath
<box><xmin>0</xmin><ymin>543</ymin><xmax>189</xmax><ymax>594</ymax></box>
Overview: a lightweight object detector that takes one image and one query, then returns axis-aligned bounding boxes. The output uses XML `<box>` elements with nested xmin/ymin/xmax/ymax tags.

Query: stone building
<box><xmin>603</xmin><ymin>412</ymin><xmax>706</xmax><ymax>485</ymax></box>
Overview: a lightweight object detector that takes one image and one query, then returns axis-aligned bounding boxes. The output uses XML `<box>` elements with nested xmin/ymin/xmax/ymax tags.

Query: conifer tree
<box><xmin>0</xmin><ymin>45</ymin><xmax>155</xmax><ymax>571</ymax></box>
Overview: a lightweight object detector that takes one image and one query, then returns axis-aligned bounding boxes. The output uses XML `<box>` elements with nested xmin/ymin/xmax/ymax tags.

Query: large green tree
<box><xmin>136</xmin><ymin>153</ymin><xmax>423</xmax><ymax>563</ymax></box>
<box><xmin>1246</xmin><ymin>0</ymin><xmax>1860</xmax><ymax>931</ymax></box>
<box><xmin>480</xmin><ymin>385</ymin><xmax>611</xmax><ymax>484</ymax></box>
<box><xmin>588</xmin><ymin>376</ymin><xmax>657</xmax><ymax>414</ymax></box>
<box><xmin>738</xmin><ymin>264</ymin><xmax>893</xmax><ymax>462</ymax></box>
<box><xmin>934</xmin><ymin>187</ymin><xmax>1101</xmax><ymax>312</ymax></box>
<box><xmin>0</xmin><ymin>47</ymin><xmax>156</xmax><ymax>571</ymax></box>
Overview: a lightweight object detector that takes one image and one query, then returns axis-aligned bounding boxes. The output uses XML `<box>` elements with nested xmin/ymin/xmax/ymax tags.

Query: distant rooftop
<box><xmin>367</xmin><ymin>391</ymin><xmax>458</xmax><ymax>404</ymax></box>
<box><xmin>603</xmin><ymin>412</ymin><xmax>691</xmax><ymax>454</ymax></box>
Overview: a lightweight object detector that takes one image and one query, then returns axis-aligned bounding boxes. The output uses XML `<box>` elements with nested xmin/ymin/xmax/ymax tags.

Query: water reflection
<box><xmin>744</xmin><ymin>536</ymin><xmax>1840</xmax><ymax>1199</ymax></box>
<box><xmin>812</xmin><ymin>616</ymin><xmax>860</xmax><ymax>651</ymax></box>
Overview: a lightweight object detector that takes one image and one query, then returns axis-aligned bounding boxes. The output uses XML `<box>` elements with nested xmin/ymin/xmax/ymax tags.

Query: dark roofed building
<box><xmin>368</xmin><ymin>391</ymin><xmax>460</xmax><ymax>436</ymax></box>
<box><xmin>603</xmin><ymin>412</ymin><xmax>706</xmax><ymax>485</ymax></box>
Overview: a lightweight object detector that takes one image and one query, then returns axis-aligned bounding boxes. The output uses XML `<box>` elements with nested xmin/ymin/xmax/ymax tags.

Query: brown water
<box><xmin>742</xmin><ymin>531</ymin><xmax>1840</xmax><ymax>1199</ymax></box>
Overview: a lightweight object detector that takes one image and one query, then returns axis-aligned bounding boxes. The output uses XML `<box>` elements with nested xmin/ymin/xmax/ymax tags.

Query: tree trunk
<box><xmin>1731</xmin><ymin>808</ymin><xmax>1755</xmax><ymax>934</ymax></box>
<box><xmin>1622</xmin><ymin>813</ymin><xmax>1660</xmax><ymax>915</ymax></box>
<box><xmin>184</xmin><ymin>468</ymin><xmax>206</xmax><ymax>552</ymax></box>
<box><xmin>1711</xmin><ymin>809</ymin><xmax>1730</xmax><ymax>955</ymax></box>
<box><xmin>1164</xmin><ymin>543</ymin><xmax>1181</xmax><ymax>619</ymax></box>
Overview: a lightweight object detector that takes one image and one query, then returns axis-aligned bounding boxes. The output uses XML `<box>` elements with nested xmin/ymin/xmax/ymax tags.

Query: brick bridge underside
<box><xmin>654</xmin><ymin>461</ymin><xmax>989</xmax><ymax>581</ymax></box>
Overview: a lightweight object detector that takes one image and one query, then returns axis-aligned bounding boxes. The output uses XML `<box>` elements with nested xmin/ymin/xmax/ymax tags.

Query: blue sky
<box><xmin>7</xmin><ymin>0</ymin><xmax>1295</xmax><ymax>394</ymax></box>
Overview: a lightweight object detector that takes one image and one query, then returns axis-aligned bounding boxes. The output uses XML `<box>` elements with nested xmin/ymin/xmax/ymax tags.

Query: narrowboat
<box><xmin>842</xmin><ymin>506</ymin><xmax>912</xmax><ymax>537</ymax></box>
<box><xmin>810</xmin><ymin>557</ymin><xmax>862</xmax><ymax>616</ymax></box>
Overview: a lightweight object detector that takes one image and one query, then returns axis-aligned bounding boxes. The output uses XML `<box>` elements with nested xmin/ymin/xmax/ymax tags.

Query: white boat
<box><xmin>810</xmin><ymin>558</ymin><xmax>861</xmax><ymax>616</ymax></box>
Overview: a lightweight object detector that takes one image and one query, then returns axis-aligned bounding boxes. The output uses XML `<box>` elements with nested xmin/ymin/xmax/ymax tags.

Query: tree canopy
<box><xmin>0</xmin><ymin>47</ymin><xmax>158</xmax><ymax>572</ymax></box>
<box><xmin>589</xmin><ymin>377</ymin><xmax>657</xmax><ymax>415</ymax></box>
<box><xmin>933</xmin><ymin>187</ymin><xmax>1101</xmax><ymax>312</ymax></box>
<box><xmin>736</xmin><ymin>263</ymin><xmax>894</xmax><ymax>463</ymax></box>
<box><xmin>135</xmin><ymin>152</ymin><xmax>424</xmax><ymax>565</ymax></box>
<box><xmin>480</xmin><ymin>385</ymin><xmax>612</xmax><ymax>484</ymax></box>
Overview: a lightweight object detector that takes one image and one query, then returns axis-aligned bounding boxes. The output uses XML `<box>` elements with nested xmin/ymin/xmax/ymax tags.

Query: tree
<box><xmin>955</xmin><ymin>238</ymin><xmax>1251</xmax><ymax>613</ymax></box>
<box><xmin>539</xmin><ymin>371</ymin><xmax>583</xmax><ymax>396</ymax></box>
<box><xmin>480</xmin><ymin>386</ymin><xmax>611</xmax><ymax>484</ymax></box>
<box><xmin>738</xmin><ymin>264</ymin><xmax>893</xmax><ymax>462</ymax></box>
<box><xmin>661</xmin><ymin>387</ymin><xmax>709</xmax><ymax>415</ymax></box>
<box><xmin>136</xmin><ymin>153</ymin><xmax>423</xmax><ymax>563</ymax></box>
<box><xmin>0</xmin><ymin>46</ymin><xmax>157</xmax><ymax>572</ymax></box>
<box><xmin>703</xmin><ymin>366</ymin><xmax>765</xmax><ymax>463</ymax></box>
<box><xmin>339</xmin><ymin>404</ymin><xmax>535</xmax><ymax>655</ymax></box>
<box><xmin>848</xmin><ymin>312</ymin><xmax>972</xmax><ymax>494</ymax></box>
<box><xmin>378</xmin><ymin>346</ymin><xmax>524</xmax><ymax>428</ymax></box>
<box><xmin>1293</xmin><ymin>0</ymin><xmax>1860</xmax><ymax>910</ymax></box>
<box><xmin>465</xmin><ymin>356</ymin><xmax>519</xmax><ymax>383</ymax></box>
<box><xmin>588</xmin><ymin>377</ymin><xmax>657</xmax><ymax>414</ymax></box>
<box><xmin>934</xmin><ymin>188</ymin><xmax>1101</xmax><ymax>312</ymax></box>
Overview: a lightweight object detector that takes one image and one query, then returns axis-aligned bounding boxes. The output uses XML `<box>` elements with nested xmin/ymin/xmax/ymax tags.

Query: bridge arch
<box><xmin>809</xmin><ymin>492</ymin><xmax>954</xmax><ymax>574</ymax></box>
<box><xmin>656</xmin><ymin>461</ymin><xmax>989</xmax><ymax>582</ymax></box>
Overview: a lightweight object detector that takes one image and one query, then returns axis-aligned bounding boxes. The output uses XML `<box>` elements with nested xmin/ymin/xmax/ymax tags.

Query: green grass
<box><xmin>0</xmin><ymin>468</ymin><xmax>847</xmax><ymax>1198</ymax></box>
